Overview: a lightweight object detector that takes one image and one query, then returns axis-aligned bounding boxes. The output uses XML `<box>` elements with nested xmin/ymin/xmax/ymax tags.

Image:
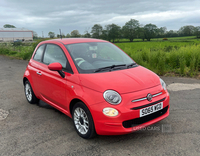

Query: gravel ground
<box><xmin>0</xmin><ymin>55</ymin><xmax>200</xmax><ymax>156</ymax></box>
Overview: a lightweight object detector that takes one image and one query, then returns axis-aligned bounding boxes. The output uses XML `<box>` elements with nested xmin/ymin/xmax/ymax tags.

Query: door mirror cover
<box><xmin>48</xmin><ymin>62</ymin><xmax>62</xmax><ymax>71</ymax></box>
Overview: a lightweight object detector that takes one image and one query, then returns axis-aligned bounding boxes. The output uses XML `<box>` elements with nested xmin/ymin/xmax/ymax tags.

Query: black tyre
<box><xmin>72</xmin><ymin>102</ymin><xmax>96</xmax><ymax>139</ymax></box>
<box><xmin>24</xmin><ymin>80</ymin><xmax>39</xmax><ymax>104</ymax></box>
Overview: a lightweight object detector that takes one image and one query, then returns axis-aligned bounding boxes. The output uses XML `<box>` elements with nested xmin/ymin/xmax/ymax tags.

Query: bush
<box><xmin>0</xmin><ymin>47</ymin><xmax>10</xmax><ymax>54</ymax></box>
<box><xmin>21</xmin><ymin>52</ymin><xmax>32</xmax><ymax>60</ymax></box>
<box><xmin>13</xmin><ymin>41</ymin><xmax>23</xmax><ymax>46</ymax></box>
<box><xmin>9</xmin><ymin>51</ymin><xmax>17</xmax><ymax>55</ymax></box>
<box><xmin>164</xmin><ymin>46</ymin><xmax>173</xmax><ymax>52</ymax></box>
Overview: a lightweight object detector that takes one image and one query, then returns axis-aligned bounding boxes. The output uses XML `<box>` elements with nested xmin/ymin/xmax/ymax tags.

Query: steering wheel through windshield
<box><xmin>75</xmin><ymin>58</ymin><xmax>85</xmax><ymax>66</ymax></box>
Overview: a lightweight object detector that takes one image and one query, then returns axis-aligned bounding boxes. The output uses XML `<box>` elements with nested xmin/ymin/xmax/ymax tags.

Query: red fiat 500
<box><xmin>23</xmin><ymin>38</ymin><xmax>170</xmax><ymax>139</ymax></box>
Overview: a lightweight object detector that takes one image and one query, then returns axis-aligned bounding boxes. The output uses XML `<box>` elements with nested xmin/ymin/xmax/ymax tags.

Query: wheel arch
<box><xmin>23</xmin><ymin>76</ymin><xmax>39</xmax><ymax>99</ymax></box>
<box><xmin>23</xmin><ymin>77</ymin><xmax>29</xmax><ymax>85</ymax></box>
<box><xmin>69</xmin><ymin>98</ymin><xmax>85</xmax><ymax>116</ymax></box>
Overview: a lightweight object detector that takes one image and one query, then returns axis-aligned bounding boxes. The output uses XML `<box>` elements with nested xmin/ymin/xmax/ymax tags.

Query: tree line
<box><xmin>3</xmin><ymin>21</ymin><xmax>200</xmax><ymax>42</ymax></box>
<box><xmin>48</xmin><ymin>19</ymin><xmax>200</xmax><ymax>42</ymax></box>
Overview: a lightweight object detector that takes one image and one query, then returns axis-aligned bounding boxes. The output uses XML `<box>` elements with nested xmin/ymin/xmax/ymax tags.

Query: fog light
<box><xmin>103</xmin><ymin>107</ymin><xmax>118</xmax><ymax>117</ymax></box>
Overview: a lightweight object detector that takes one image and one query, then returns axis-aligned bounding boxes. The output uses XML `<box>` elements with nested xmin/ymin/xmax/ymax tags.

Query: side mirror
<box><xmin>48</xmin><ymin>62</ymin><xmax>62</xmax><ymax>71</ymax></box>
<box><xmin>48</xmin><ymin>62</ymin><xmax>65</xmax><ymax>78</ymax></box>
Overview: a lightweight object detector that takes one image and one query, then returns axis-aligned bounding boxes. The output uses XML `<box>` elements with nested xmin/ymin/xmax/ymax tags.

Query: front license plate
<box><xmin>140</xmin><ymin>102</ymin><xmax>163</xmax><ymax>117</ymax></box>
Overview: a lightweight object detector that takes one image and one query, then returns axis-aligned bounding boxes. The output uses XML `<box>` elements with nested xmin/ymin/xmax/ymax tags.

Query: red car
<box><xmin>23</xmin><ymin>38</ymin><xmax>170</xmax><ymax>139</ymax></box>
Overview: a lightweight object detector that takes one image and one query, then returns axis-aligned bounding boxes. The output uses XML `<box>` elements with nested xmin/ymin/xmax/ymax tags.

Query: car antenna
<box><xmin>59</xmin><ymin>29</ymin><xmax>62</xmax><ymax>39</ymax></box>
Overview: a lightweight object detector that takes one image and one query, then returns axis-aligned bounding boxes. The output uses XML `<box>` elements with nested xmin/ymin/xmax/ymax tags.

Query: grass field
<box><xmin>115</xmin><ymin>36</ymin><xmax>200</xmax><ymax>77</ymax></box>
<box><xmin>0</xmin><ymin>36</ymin><xmax>200</xmax><ymax>77</ymax></box>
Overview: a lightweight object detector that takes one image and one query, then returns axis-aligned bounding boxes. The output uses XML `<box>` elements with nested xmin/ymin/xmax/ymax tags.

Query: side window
<box><xmin>33</xmin><ymin>44</ymin><xmax>45</xmax><ymax>61</ymax></box>
<box><xmin>43</xmin><ymin>44</ymin><xmax>67</xmax><ymax>68</ymax></box>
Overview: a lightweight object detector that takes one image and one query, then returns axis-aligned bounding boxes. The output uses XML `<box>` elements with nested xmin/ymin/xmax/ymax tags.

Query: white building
<box><xmin>0</xmin><ymin>28</ymin><xmax>33</xmax><ymax>42</ymax></box>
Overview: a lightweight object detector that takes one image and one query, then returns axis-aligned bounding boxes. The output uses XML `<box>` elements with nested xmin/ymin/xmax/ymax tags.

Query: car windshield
<box><xmin>65</xmin><ymin>42</ymin><xmax>136</xmax><ymax>73</ymax></box>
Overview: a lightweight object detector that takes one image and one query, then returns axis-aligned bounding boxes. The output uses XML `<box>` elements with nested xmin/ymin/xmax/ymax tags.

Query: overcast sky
<box><xmin>1</xmin><ymin>0</ymin><xmax>200</xmax><ymax>37</ymax></box>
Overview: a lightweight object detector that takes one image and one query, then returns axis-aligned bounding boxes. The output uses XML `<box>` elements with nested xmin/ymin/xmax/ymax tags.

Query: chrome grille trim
<box><xmin>132</xmin><ymin>92</ymin><xmax>162</xmax><ymax>103</ymax></box>
<box><xmin>152</xmin><ymin>92</ymin><xmax>162</xmax><ymax>97</ymax></box>
<box><xmin>131</xmin><ymin>97</ymin><xmax>147</xmax><ymax>102</ymax></box>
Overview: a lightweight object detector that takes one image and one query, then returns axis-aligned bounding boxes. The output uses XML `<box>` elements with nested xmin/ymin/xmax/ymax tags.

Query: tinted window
<box><xmin>33</xmin><ymin>44</ymin><xmax>45</xmax><ymax>61</ymax></box>
<box><xmin>43</xmin><ymin>44</ymin><xmax>67</xmax><ymax>68</ymax></box>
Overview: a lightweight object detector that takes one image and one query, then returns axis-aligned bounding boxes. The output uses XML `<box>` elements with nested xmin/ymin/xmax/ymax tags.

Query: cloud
<box><xmin>0</xmin><ymin>0</ymin><xmax>200</xmax><ymax>36</ymax></box>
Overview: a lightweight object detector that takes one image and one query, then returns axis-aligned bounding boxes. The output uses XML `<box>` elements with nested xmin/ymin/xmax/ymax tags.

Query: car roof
<box><xmin>41</xmin><ymin>38</ymin><xmax>108</xmax><ymax>45</ymax></box>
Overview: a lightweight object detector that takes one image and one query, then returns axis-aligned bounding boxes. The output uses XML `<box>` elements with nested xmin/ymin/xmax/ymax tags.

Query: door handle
<box><xmin>36</xmin><ymin>72</ymin><xmax>42</xmax><ymax>76</ymax></box>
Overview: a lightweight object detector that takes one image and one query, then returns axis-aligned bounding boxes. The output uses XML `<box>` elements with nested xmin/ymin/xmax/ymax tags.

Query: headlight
<box><xmin>160</xmin><ymin>78</ymin><xmax>167</xmax><ymax>91</ymax></box>
<box><xmin>103</xmin><ymin>107</ymin><xmax>118</xmax><ymax>117</ymax></box>
<box><xmin>103</xmin><ymin>90</ymin><xmax>122</xmax><ymax>105</ymax></box>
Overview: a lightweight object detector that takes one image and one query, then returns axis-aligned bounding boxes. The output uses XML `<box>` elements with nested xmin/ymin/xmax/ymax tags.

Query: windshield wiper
<box><xmin>94</xmin><ymin>64</ymin><xmax>126</xmax><ymax>73</ymax></box>
<box><xmin>127</xmin><ymin>62</ymin><xmax>137</xmax><ymax>68</ymax></box>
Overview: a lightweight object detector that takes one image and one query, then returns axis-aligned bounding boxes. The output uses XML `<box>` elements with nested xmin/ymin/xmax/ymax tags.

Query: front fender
<box><xmin>23</xmin><ymin>67</ymin><xmax>39</xmax><ymax>98</ymax></box>
<box><xmin>67</xmin><ymin>83</ymin><xmax>105</xmax><ymax>115</ymax></box>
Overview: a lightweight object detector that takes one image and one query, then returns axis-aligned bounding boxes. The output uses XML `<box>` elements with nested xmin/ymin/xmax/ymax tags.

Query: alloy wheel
<box><xmin>73</xmin><ymin>107</ymin><xmax>89</xmax><ymax>135</ymax></box>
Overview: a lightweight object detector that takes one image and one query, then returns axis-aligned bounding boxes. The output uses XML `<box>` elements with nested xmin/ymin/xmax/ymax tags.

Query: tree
<box><xmin>178</xmin><ymin>25</ymin><xmax>195</xmax><ymax>36</ymax></box>
<box><xmin>165</xmin><ymin>30</ymin><xmax>178</xmax><ymax>37</ymax></box>
<box><xmin>194</xmin><ymin>26</ymin><xmax>200</xmax><ymax>38</ymax></box>
<box><xmin>83</xmin><ymin>32</ymin><xmax>91</xmax><ymax>38</ymax></box>
<box><xmin>122</xmin><ymin>19</ymin><xmax>140</xmax><ymax>42</ymax></box>
<box><xmin>157</xmin><ymin>27</ymin><xmax>167</xmax><ymax>37</ymax></box>
<box><xmin>168</xmin><ymin>30</ymin><xmax>174</xmax><ymax>37</ymax></box>
<box><xmin>101</xmin><ymin>29</ymin><xmax>109</xmax><ymax>40</ymax></box>
<box><xmin>48</xmin><ymin>32</ymin><xmax>55</xmax><ymax>38</ymax></box>
<box><xmin>3</xmin><ymin>24</ymin><xmax>16</xmax><ymax>28</ymax></box>
<box><xmin>138</xmin><ymin>27</ymin><xmax>145</xmax><ymax>41</ymax></box>
<box><xmin>103</xmin><ymin>25</ymin><xmax>111</xmax><ymax>41</ymax></box>
<box><xmin>143</xmin><ymin>23</ymin><xmax>158</xmax><ymax>41</ymax></box>
<box><xmin>66</xmin><ymin>33</ymin><xmax>71</xmax><ymax>38</ymax></box>
<box><xmin>70</xmin><ymin>30</ymin><xmax>80</xmax><ymax>37</ymax></box>
<box><xmin>105</xmin><ymin>24</ymin><xmax>121</xmax><ymax>42</ymax></box>
<box><xmin>91</xmin><ymin>24</ymin><xmax>103</xmax><ymax>39</ymax></box>
<box><xmin>57</xmin><ymin>33</ymin><xmax>65</xmax><ymax>38</ymax></box>
<box><xmin>83</xmin><ymin>29</ymin><xmax>91</xmax><ymax>38</ymax></box>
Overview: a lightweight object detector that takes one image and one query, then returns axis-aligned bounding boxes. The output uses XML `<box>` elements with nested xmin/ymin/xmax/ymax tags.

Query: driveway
<box><xmin>0</xmin><ymin>55</ymin><xmax>199</xmax><ymax>156</ymax></box>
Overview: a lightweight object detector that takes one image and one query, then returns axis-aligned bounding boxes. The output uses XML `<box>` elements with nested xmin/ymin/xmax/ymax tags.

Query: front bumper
<box><xmin>90</xmin><ymin>87</ymin><xmax>170</xmax><ymax>135</ymax></box>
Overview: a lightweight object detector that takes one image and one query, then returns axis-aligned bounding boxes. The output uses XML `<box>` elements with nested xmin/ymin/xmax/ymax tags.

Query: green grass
<box><xmin>0</xmin><ymin>43</ymin><xmax>33</xmax><ymax>60</ymax></box>
<box><xmin>0</xmin><ymin>39</ymin><xmax>46</xmax><ymax>60</ymax></box>
<box><xmin>115</xmin><ymin>37</ymin><xmax>200</xmax><ymax>77</ymax></box>
<box><xmin>116</xmin><ymin>38</ymin><xmax>199</xmax><ymax>53</ymax></box>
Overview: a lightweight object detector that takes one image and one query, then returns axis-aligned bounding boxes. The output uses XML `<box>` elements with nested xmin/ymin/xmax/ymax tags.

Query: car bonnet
<box><xmin>78</xmin><ymin>66</ymin><xmax>160</xmax><ymax>94</ymax></box>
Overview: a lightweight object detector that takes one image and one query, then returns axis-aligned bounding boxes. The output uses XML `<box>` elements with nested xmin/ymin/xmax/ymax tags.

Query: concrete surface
<box><xmin>0</xmin><ymin>55</ymin><xmax>200</xmax><ymax>156</ymax></box>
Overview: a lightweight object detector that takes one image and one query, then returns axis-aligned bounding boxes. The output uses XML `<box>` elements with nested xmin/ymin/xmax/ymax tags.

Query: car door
<box><xmin>30</xmin><ymin>44</ymin><xmax>46</xmax><ymax>96</ymax></box>
<box><xmin>37</xmin><ymin>43</ymin><xmax>70</xmax><ymax>109</ymax></box>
